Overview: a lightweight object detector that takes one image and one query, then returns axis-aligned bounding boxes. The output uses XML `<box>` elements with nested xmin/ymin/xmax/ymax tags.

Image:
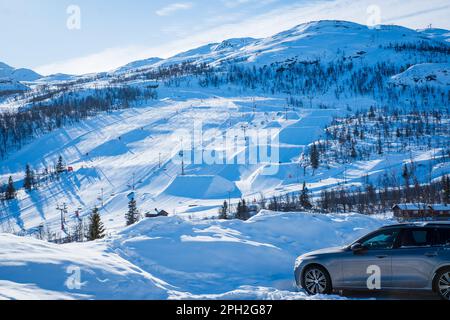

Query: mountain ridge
<box><xmin>111</xmin><ymin>20</ymin><xmax>450</xmax><ymax>75</ymax></box>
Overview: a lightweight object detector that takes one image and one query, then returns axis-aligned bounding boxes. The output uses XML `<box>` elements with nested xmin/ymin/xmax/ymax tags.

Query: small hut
<box><xmin>146</xmin><ymin>208</ymin><xmax>169</xmax><ymax>218</ymax></box>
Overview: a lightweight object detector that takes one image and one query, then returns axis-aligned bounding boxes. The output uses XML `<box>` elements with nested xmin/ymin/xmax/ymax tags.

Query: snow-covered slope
<box><xmin>0</xmin><ymin>62</ymin><xmax>42</xmax><ymax>97</ymax></box>
<box><xmin>0</xmin><ymin>20</ymin><xmax>448</xmax><ymax>236</ymax></box>
<box><xmin>114</xmin><ymin>57</ymin><xmax>163</xmax><ymax>74</ymax></box>
<box><xmin>0</xmin><ymin>211</ymin><xmax>388</xmax><ymax>300</ymax></box>
<box><xmin>0</xmin><ymin>79</ymin><xmax>29</xmax><ymax>95</ymax></box>
<box><xmin>419</xmin><ymin>28</ymin><xmax>450</xmax><ymax>42</ymax></box>
<box><xmin>390</xmin><ymin>63</ymin><xmax>450</xmax><ymax>87</ymax></box>
<box><xmin>114</xmin><ymin>20</ymin><xmax>449</xmax><ymax>73</ymax></box>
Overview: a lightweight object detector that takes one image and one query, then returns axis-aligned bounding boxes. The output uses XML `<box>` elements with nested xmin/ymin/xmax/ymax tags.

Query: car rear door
<box><xmin>390</xmin><ymin>228</ymin><xmax>439</xmax><ymax>289</ymax></box>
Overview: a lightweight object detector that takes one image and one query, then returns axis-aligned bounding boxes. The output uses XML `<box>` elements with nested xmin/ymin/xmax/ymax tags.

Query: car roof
<box><xmin>381</xmin><ymin>221</ymin><xmax>450</xmax><ymax>229</ymax></box>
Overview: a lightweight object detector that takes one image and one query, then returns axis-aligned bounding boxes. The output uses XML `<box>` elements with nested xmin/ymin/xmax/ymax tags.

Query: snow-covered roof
<box><xmin>393</xmin><ymin>204</ymin><xmax>450</xmax><ymax>212</ymax></box>
<box><xmin>429</xmin><ymin>204</ymin><xmax>450</xmax><ymax>211</ymax></box>
<box><xmin>393</xmin><ymin>203</ymin><xmax>429</xmax><ymax>210</ymax></box>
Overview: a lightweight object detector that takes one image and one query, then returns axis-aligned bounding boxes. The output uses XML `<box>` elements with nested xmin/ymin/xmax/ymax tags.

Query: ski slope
<box><xmin>0</xmin><ymin>82</ymin><xmax>447</xmax><ymax>235</ymax></box>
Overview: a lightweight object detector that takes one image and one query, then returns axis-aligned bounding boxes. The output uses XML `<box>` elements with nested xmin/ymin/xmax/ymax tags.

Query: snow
<box><xmin>0</xmin><ymin>86</ymin><xmax>447</xmax><ymax>234</ymax></box>
<box><xmin>0</xmin><ymin>79</ymin><xmax>29</xmax><ymax>93</ymax></box>
<box><xmin>113</xmin><ymin>57</ymin><xmax>163</xmax><ymax>74</ymax></box>
<box><xmin>0</xmin><ymin>211</ymin><xmax>389</xmax><ymax>300</ymax></box>
<box><xmin>428</xmin><ymin>204</ymin><xmax>450</xmax><ymax>212</ymax></box>
<box><xmin>0</xmin><ymin>62</ymin><xmax>41</xmax><ymax>82</ymax></box>
<box><xmin>393</xmin><ymin>203</ymin><xmax>429</xmax><ymax>211</ymax></box>
<box><xmin>163</xmin><ymin>175</ymin><xmax>241</xmax><ymax>199</ymax></box>
<box><xmin>390</xmin><ymin>63</ymin><xmax>450</xmax><ymax>87</ymax></box>
<box><xmin>419</xmin><ymin>28</ymin><xmax>450</xmax><ymax>42</ymax></box>
<box><xmin>109</xmin><ymin>20</ymin><xmax>450</xmax><ymax>74</ymax></box>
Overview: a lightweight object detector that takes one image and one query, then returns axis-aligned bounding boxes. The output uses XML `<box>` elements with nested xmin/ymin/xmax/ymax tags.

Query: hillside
<box><xmin>0</xmin><ymin>20</ymin><xmax>448</xmax><ymax>237</ymax></box>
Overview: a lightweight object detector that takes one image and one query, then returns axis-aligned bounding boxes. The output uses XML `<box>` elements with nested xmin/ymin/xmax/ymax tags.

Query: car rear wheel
<box><xmin>436</xmin><ymin>269</ymin><xmax>450</xmax><ymax>300</ymax></box>
<box><xmin>302</xmin><ymin>266</ymin><xmax>332</xmax><ymax>295</ymax></box>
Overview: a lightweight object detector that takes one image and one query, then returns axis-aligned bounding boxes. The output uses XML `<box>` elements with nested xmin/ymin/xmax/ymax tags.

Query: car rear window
<box><xmin>398</xmin><ymin>229</ymin><xmax>434</xmax><ymax>248</ymax></box>
<box><xmin>435</xmin><ymin>228</ymin><xmax>450</xmax><ymax>246</ymax></box>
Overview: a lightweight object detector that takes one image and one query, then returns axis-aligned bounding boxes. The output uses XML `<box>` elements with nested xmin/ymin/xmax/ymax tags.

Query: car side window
<box><xmin>435</xmin><ymin>228</ymin><xmax>450</xmax><ymax>247</ymax></box>
<box><xmin>398</xmin><ymin>229</ymin><xmax>433</xmax><ymax>248</ymax></box>
<box><xmin>361</xmin><ymin>229</ymin><xmax>400</xmax><ymax>250</ymax></box>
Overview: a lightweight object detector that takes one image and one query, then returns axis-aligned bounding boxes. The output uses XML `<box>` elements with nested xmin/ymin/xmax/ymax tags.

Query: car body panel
<box><xmin>294</xmin><ymin>223</ymin><xmax>450</xmax><ymax>295</ymax></box>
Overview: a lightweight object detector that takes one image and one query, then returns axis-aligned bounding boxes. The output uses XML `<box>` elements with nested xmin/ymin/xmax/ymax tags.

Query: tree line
<box><xmin>0</xmin><ymin>86</ymin><xmax>157</xmax><ymax>159</ymax></box>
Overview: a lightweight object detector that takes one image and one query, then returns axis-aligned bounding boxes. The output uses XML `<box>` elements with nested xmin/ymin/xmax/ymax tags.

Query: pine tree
<box><xmin>56</xmin><ymin>155</ymin><xmax>65</xmax><ymax>174</ymax></box>
<box><xmin>310</xmin><ymin>143</ymin><xmax>320</xmax><ymax>171</ymax></box>
<box><xmin>219</xmin><ymin>201</ymin><xmax>228</xmax><ymax>220</ymax></box>
<box><xmin>377</xmin><ymin>134</ymin><xmax>383</xmax><ymax>155</ymax></box>
<box><xmin>5</xmin><ymin>176</ymin><xmax>16</xmax><ymax>200</ymax></box>
<box><xmin>402</xmin><ymin>164</ymin><xmax>409</xmax><ymax>180</ymax></box>
<box><xmin>236</xmin><ymin>200</ymin><xmax>242</xmax><ymax>219</ymax></box>
<box><xmin>300</xmin><ymin>182</ymin><xmax>312</xmax><ymax>209</ymax></box>
<box><xmin>350</xmin><ymin>143</ymin><xmax>357</xmax><ymax>159</ymax></box>
<box><xmin>87</xmin><ymin>207</ymin><xmax>105</xmax><ymax>241</ymax></box>
<box><xmin>236</xmin><ymin>200</ymin><xmax>249</xmax><ymax>220</ymax></box>
<box><xmin>443</xmin><ymin>175</ymin><xmax>450</xmax><ymax>204</ymax></box>
<box><xmin>23</xmin><ymin>164</ymin><xmax>34</xmax><ymax>191</ymax></box>
<box><xmin>125</xmin><ymin>198</ymin><xmax>140</xmax><ymax>226</ymax></box>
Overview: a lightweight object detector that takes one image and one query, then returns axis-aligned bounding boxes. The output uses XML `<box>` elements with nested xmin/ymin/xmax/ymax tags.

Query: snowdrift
<box><xmin>0</xmin><ymin>211</ymin><xmax>389</xmax><ymax>299</ymax></box>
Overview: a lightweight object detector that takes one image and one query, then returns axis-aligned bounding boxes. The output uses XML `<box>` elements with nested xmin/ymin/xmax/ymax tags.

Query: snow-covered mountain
<box><xmin>0</xmin><ymin>20</ymin><xmax>449</xmax><ymax>300</ymax></box>
<box><xmin>114</xmin><ymin>57</ymin><xmax>163</xmax><ymax>74</ymax></box>
<box><xmin>0</xmin><ymin>62</ymin><xmax>42</xmax><ymax>97</ymax></box>
<box><xmin>0</xmin><ymin>19</ymin><xmax>448</xmax><ymax>231</ymax></box>
<box><xmin>113</xmin><ymin>20</ymin><xmax>449</xmax><ymax>73</ymax></box>
<box><xmin>0</xmin><ymin>62</ymin><xmax>41</xmax><ymax>82</ymax></box>
<box><xmin>419</xmin><ymin>28</ymin><xmax>450</xmax><ymax>42</ymax></box>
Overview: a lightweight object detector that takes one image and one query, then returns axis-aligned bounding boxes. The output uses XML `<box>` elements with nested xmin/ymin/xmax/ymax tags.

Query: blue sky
<box><xmin>1</xmin><ymin>0</ymin><xmax>449</xmax><ymax>75</ymax></box>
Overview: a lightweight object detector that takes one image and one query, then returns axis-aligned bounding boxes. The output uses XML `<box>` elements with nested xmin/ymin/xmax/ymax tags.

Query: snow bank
<box><xmin>112</xmin><ymin>211</ymin><xmax>388</xmax><ymax>298</ymax></box>
<box><xmin>0</xmin><ymin>234</ymin><xmax>171</xmax><ymax>300</ymax></box>
<box><xmin>0</xmin><ymin>211</ymin><xmax>389</xmax><ymax>300</ymax></box>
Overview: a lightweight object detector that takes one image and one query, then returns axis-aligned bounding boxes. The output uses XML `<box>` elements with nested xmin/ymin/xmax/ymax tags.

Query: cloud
<box><xmin>35</xmin><ymin>0</ymin><xmax>450</xmax><ymax>75</ymax></box>
<box><xmin>156</xmin><ymin>2</ymin><xmax>193</xmax><ymax>16</ymax></box>
<box><xmin>34</xmin><ymin>46</ymin><xmax>152</xmax><ymax>76</ymax></box>
<box><xmin>222</xmin><ymin>0</ymin><xmax>277</xmax><ymax>9</ymax></box>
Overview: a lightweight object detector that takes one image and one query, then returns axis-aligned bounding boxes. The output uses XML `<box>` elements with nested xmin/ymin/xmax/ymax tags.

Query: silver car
<box><xmin>294</xmin><ymin>222</ymin><xmax>450</xmax><ymax>300</ymax></box>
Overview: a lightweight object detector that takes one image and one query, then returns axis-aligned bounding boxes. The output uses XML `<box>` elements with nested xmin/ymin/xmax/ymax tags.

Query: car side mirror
<box><xmin>351</xmin><ymin>243</ymin><xmax>365</xmax><ymax>253</ymax></box>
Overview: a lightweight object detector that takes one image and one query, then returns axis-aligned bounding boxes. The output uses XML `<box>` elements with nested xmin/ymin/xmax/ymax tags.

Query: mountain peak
<box><xmin>211</xmin><ymin>37</ymin><xmax>257</xmax><ymax>52</ymax></box>
<box><xmin>0</xmin><ymin>61</ymin><xmax>42</xmax><ymax>81</ymax></box>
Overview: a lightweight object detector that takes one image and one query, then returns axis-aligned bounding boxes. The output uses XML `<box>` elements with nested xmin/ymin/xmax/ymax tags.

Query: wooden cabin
<box><xmin>392</xmin><ymin>203</ymin><xmax>431</xmax><ymax>219</ymax></box>
<box><xmin>428</xmin><ymin>204</ymin><xmax>450</xmax><ymax>218</ymax></box>
<box><xmin>146</xmin><ymin>209</ymin><xmax>169</xmax><ymax>218</ymax></box>
<box><xmin>393</xmin><ymin>203</ymin><xmax>450</xmax><ymax>219</ymax></box>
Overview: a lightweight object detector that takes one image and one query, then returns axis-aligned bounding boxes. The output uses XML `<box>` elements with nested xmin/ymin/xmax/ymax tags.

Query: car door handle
<box><xmin>425</xmin><ymin>252</ymin><xmax>437</xmax><ymax>257</ymax></box>
<box><xmin>376</xmin><ymin>255</ymin><xmax>388</xmax><ymax>259</ymax></box>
